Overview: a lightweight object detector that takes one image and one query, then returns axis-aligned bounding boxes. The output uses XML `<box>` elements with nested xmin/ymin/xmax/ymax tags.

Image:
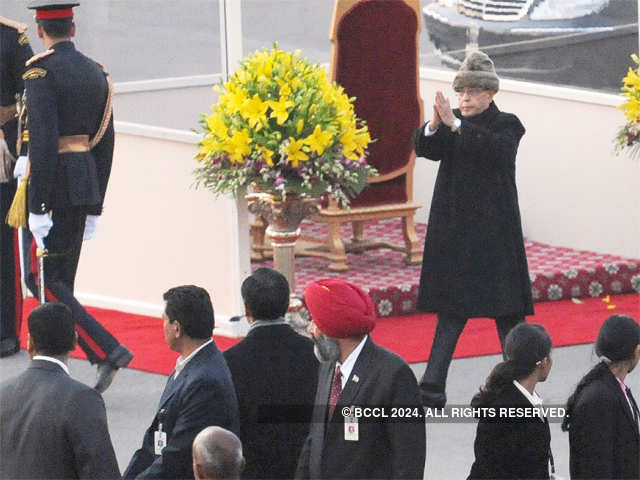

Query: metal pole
<box><xmin>219</xmin><ymin>0</ymin><xmax>251</xmax><ymax>317</ymax></box>
<box><xmin>36</xmin><ymin>248</ymin><xmax>47</xmax><ymax>304</ymax></box>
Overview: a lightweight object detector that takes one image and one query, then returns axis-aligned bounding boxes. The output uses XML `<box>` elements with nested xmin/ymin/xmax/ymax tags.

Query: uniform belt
<box><xmin>0</xmin><ymin>104</ymin><xmax>17</xmax><ymax>127</ymax></box>
<box><xmin>58</xmin><ymin>135</ymin><xmax>90</xmax><ymax>153</ymax></box>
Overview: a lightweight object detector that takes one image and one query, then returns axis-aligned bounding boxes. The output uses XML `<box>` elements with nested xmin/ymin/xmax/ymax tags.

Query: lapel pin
<box><xmin>352</xmin><ymin>375</ymin><xmax>359</xmax><ymax>383</ymax></box>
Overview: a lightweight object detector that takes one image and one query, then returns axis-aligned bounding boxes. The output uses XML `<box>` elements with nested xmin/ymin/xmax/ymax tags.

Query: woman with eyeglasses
<box><xmin>562</xmin><ymin>314</ymin><xmax>640</xmax><ymax>479</ymax></box>
<box><xmin>468</xmin><ymin>323</ymin><xmax>554</xmax><ymax>479</ymax></box>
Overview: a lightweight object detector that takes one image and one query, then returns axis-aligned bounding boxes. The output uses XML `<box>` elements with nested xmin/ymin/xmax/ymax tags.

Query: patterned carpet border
<box><xmin>251</xmin><ymin>219</ymin><xmax>640</xmax><ymax>317</ymax></box>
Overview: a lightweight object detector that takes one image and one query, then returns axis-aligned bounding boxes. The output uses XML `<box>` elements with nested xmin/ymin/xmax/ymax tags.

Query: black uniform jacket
<box><xmin>295</xmin><ymin>336</ymin><xmax>426</xmax><ymax>479</ymax></box>
<box><xmin>468</xmin><ymin>382</ymin><xmax>551</xmax><ymax>479</ymax></box>
<box><xmin>24</xmin><ymin>40</ymin><xmax>114</xmax><ymax>216</ymax></box>
<box><xmin>224</xmin><ymin>322</ymin><xmax>319</xmax><ymax>479</ymax></box>
<box><xmin>0</xmin><ymin>359</ymin><xmax>120</xmax><ymax>479</ymax></box>
<box><xmin>1</xmin><ymin>22</ymin><xmax>33</xmax><ymax>155</ymax></box>
<box><xmin>569</xmin><ymin>367</ymin><xmax>640</xmax><ymax>479</ymax></box>
<box><xmin>414</xmin><ymin>102</ymin><xmax>533</xmax><ymax>319</ymax></box>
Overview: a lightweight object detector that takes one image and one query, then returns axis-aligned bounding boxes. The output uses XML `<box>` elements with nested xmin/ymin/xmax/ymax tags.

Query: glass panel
<box><xmin>2</xmin><ymin>0</ymin><xmax>221</xmax><ymax>82</ymax></box>
<box><xmin>418</xmin><ymin>0</ymin><xmax>639</xmax><ymax>92</ymax></box>
<box><xmin>3</xmin><ymin>1</ymin><xmax>222</xmax><ymax>129</ymax></box>
<box><xmin>241</xmin><ymin>0</ymin><xmax>333</xmax><ymax>63</ymax></box>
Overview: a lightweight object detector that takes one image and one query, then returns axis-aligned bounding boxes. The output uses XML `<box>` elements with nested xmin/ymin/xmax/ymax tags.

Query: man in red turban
<box><xmin>296</xmin><ymin>279</ymin><xmax>426</xmax><ymax>480</ymax></box>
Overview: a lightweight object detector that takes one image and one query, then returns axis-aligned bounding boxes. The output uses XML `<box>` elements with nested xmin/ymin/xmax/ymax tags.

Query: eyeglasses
<box><xmin>456</xmin><ymin>88</ymin><xmax>486</xmax><ymax>98</ymax></box>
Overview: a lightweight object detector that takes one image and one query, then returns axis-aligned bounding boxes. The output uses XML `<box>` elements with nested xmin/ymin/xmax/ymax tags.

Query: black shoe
<box><xmin>420</xmin><ymin>387</ymin><xmax>446</xmax><ymax>409</ymax></box>
<box><xmin>94</xmin><ymin>362</ymin><xmax>118</xmax><ymax>393</ymax></box>
<box><xmin>0</xmin><ymin>338</ymin><xmax>20</xmax><ymax>358</ymax></box>
<box><xmin>106</xmin><ymin>345</ymin><xmax>134</xmax><ymax>368</ymax></box>
<box><xmin>94</xmin><ymin>346</ymin><xmax>134</xmax><ymax>393</ymax></box>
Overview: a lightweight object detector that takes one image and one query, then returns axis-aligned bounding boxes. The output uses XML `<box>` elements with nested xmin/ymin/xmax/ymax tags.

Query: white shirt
<box><xmin>173</xmin><ymin>338</ymin><xmax>213</xmax><ymax>380</ymax></box>
<box><xmin>335</xmin><ymin>335</ymin><xmax>368</xmax><ymax>389</ymax></box>
<box><xmin>422</xmin><ymin>122</ymin><xmax>437</xmax><ymax>136</ymax></box>
<box><xmin>513</xmin><ymin>379</ymin><xmax>545</xmax><ymax>422</ymax></box>
<box><xmin>33</xmin><ymin>355</ymin><xmax>70</xmax><ymax>376</ymax></box>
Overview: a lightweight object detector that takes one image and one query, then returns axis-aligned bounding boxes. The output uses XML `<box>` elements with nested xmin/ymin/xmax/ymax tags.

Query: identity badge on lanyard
<box><xmin>344</xmin><ymin>406</ymin><xmax>359</xmax><ymax>442</ymax></box>
<box><xmin>154</xmin><ymin>409</ymin><xmax>167</xmax><ymax>455</ymax></box>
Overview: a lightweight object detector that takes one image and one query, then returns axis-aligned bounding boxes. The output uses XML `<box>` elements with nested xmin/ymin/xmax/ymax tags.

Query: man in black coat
<box><xmin>224</xmin><ymin>267</ymin><xmax>319</xmax><ymax>479</ymax></box>
<box><xmin>0</xmin><ymin>302</ymin><xmax>120</xmax><ymax>479</ymax></box>
<box><xmin>125</xmin><ymin>285</ymin><xmax>240</xmax><ymax>480</ymax></box>
<box><xmin>23</xmin><ymin>1</ymin><xmax>132</xmax><ymax>392</ymax></box>
<box><xmin>296</xmin><ymin>279</ymin><xmax>426</xmax><ymax>479</ymax></box>
<box><xmin>0</xmin><ymin>16</ymin><xmax>33</xmax><ymax>357</ymax></box>
<box><xmin>413</xmin><ymin>51</ymin><xmax>533</xmax><ymax>408</ymax></box>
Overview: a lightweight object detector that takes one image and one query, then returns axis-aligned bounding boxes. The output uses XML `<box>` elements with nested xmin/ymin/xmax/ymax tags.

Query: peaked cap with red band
<box><xmin>304</xmin><ymin>278</ymin><xmax>376</xmax><ymax>339</ymax></box>
<box><xmin>28</xmin><ymin>1</ymin><xmax>79</xmax><ymax>19</ymax></box>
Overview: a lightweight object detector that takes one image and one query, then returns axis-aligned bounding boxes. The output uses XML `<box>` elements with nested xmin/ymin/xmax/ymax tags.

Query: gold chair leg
<box><xmin>327</xmin><ymin>221</ymin><xmax>348</xmax><ymax>271</ymax></box>
<box><xmin>402</xmin><ymin>215</ymin><xmax>422</xmax><ymax>265</ymax></box>
<box><xmin>351</xmin><ymin>220</ymin><xmax>366</xmax><ymax>253</ymax></box>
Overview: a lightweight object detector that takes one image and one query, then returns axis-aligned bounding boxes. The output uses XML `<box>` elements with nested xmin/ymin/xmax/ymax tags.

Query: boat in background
<box><xmin>422</xmin><ymin>0</ymin><xmax>638</xmax><ymax>91</ymax></box>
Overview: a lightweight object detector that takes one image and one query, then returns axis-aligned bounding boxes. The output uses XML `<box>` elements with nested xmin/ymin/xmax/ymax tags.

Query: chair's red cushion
<box><xmin>336</xmin><ymin>0</ymin><xmax>420</xmax><ymax>180</ymax></box>
<box><xmin>350</xmin><ymin>175</ymin><xmax>408</xmax><ymax>208</ymax></box>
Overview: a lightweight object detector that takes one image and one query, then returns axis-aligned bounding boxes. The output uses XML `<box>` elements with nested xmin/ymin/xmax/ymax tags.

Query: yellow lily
<box><xmin>622</xmin><ymin>96</ymin><xmax>640</xmax><ymax>123</ymax></box>
<box><xmin>241</xmin><ymin>94</ymin><xmax>269</xmax><ymax>130</ymax></box>
<box><xmin>206</xmin><ymin>114</ymin><xmax>228</xmax><ymax>139</ymax></box>
<box><xmin>304</xmin><ymin>125</ymin><xmax>334</xmax><ymax>156</ymax></box>
<box><xmin>623</xmin><ymin>67</ymin><xmax>640</xmax><ymax>90</ymax></box>
<box><xmin>284</xmin><ymin>137</ymin><xmax>309</xmax><ymax>167</ymax></box>
<box><xmin>267</xmin><ymin>97</ymin><xmax>295</xmax><ymax>125</ymax></box>
<box><xmin>224</xmin><ymin>129</ymin><xmax>252</xmax><ymax>164</ymax></box>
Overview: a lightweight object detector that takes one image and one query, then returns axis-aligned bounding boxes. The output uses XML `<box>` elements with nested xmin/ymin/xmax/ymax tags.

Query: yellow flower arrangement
<box><xmin>195</xmin><ymin>44</ymin><xmax>376</xmax><ymax>207</ymax></box>
<box><xmin>616</xmin><ymin>54</ymin><xmax>640</xmax><ymax>159</ymax></box>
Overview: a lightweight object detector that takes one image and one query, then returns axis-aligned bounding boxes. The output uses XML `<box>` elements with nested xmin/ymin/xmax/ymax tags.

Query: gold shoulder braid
<box><xmin>18</xmin><ymin>33</ymin><xmax>29</xmax><ymax>45</ymax></box>
<box><xmin>89</xmin><ymin>75</ymin><xmax>113</xmax><ymax>149</ymax></box>
<box><xmin>22</xmin><ymin>67</ymin><xmax>46</xmax><ymax>80</ymax></box>
<box><xmin>25</xmin><ymin>49</ymin><xmax>54</xmax><ymax>67</ymax></box>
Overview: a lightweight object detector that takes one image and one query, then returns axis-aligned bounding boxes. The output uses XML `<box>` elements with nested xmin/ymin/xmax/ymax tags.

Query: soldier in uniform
<box><xmin>23</xmin><ymin>1</ymin><xmax>133</xmax><ymax>392</ymax></box>
<box><xmin>0</xmin><ymin>16</ymin><xmax>33</xmax><ymax>357</ymax></box>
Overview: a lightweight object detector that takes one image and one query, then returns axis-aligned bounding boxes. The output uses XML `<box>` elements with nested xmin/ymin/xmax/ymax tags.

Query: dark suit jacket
<box><xmin>295</xmin><ymin>336</ymin><xmax>426</xmax><ymax>479</ymax></box>
<box><xmin>0</xmin><ymin>359</ymin><xmax>120</xmax><ymax>479</ymax></box>
<box><xmin>468</xmin><ymin>383</ymin><xmax>551</xmax><ymax>479</ymax></box>
<box><xmin>569</xmin><ymin>368</ymin><xmax>640</xmax><ymax>479</ymax></box>
<box><xmin>224</xmin><ymin>323</ymin><xmax>319</xmax><ymax>479</ymax></box>
<box><xmin>124</xmin><ymin>341</ymin><xmax>240</xmax><ymax>480</ymax></box>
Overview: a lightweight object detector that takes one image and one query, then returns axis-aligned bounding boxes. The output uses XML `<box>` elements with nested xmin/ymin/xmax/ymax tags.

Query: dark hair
<box><xmin>241</xmin><ymin>267</ymin><xmax>290</xmax><ymax>320</ymax></box>
<box><xmin>163</xmin><ymin>285</ymin><xmax>214</xmax><ymax>339</ymax></box>
<box><xmin>562</xmin><ymin>314</ymin><xmax>639</xmax><ymax>431</ymax></box>
<box><xmin>471</xmin><ymin>323</ymin><xmax>552</xmax><ymax>408</ymax></box>
<box><xmin>37</xmin><ymin>18</ymin><xmax>73</xmax><ymax>38</ymax></box>
<box><xmin>28</xmin><ymin>303</ymin><xmax>75</xmax><ymax>356</ymax></box>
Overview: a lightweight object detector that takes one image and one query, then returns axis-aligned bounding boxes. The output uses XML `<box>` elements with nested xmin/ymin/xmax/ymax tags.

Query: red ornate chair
<box><xmin>301</xmin><ymin>0</ymin><xmax>424</xmax><ymax>271</ymax></box>
<box><xmin>250</xmin><ymin>0</ymin><xmax>423</xmax><ymax>271</ymax></box>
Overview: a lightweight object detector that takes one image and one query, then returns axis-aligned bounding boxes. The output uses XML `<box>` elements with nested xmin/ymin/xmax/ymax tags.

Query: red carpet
<box><xmin>371</xmin><ymin>293</ymin><xmax>640</xmax><ymax>363</ymax></box>
<box><xmin>20</xmin><ymin>294</ymin><xmax>639</xmax><ymax>375</ymax></box>
<box><xmin>19</xmin><ymin>298</ymin><xmax>241</xmax><ymax>376</ymax></box>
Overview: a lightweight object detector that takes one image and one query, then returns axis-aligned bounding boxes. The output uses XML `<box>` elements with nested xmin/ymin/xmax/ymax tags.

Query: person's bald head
<box><xmin>192</xmin><ymin>426</ymin><xmax>244</xmax><ymax>480</ymax></box>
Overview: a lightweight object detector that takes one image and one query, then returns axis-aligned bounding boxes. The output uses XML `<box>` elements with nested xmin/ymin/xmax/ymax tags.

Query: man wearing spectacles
<box><xmin>413</xmin><ymin>50</ymin><xmax>533</xmax><ymax>408</ymax></box>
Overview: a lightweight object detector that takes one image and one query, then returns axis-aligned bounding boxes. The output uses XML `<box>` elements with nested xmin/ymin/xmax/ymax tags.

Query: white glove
<box><xmin>13</xmin><ymin>155</ymin><xmax>28</xmax><ymax>181</ymax></box>
<box><xmin>29</xmin><ymin>213</ymin><xmax>53</xmax><ymax>249</ymax></box>
<box><xmin>83</xmin><ymin>215</ymin><xmax>98</xmax><ymax>241</ymax></box>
